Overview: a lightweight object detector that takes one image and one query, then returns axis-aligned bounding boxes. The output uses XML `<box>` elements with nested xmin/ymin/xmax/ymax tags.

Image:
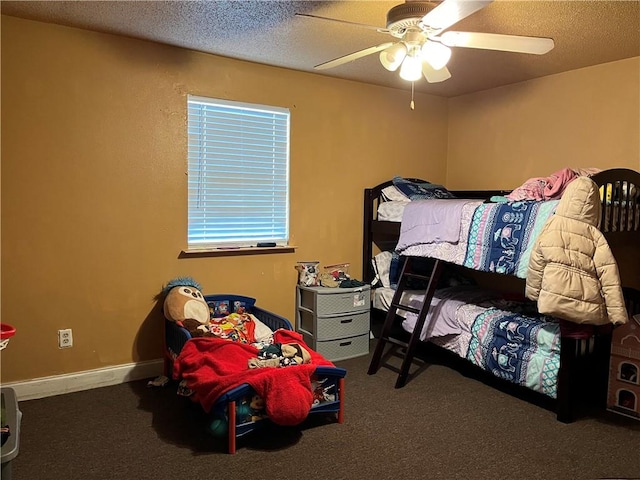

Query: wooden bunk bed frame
<box><xmin>362</xmin><ymin>168</ymin><xmax>640</xmax><ymax>423</ymax></box>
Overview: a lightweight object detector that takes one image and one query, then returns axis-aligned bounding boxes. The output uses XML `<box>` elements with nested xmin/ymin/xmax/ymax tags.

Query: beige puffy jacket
<box><xmin>525</xmin><ymin>176</ymin><xmax>628</xmax><ymax>325</ymax></box>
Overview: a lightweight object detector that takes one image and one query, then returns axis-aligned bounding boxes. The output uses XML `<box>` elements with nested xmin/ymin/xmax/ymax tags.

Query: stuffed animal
<box><xmin>247</xmin><ymin>394</ymin><xmax>266</xmax><ymax>422</ymax></box>
<box><xmin>280</xmin><ymin>342</ymin><xmax>311</xmax><ymax>366</ymax></box>
<box><xmin>162</xmin><ymin>277</ymin><xmax>212</xmax><ymax>337</ymax></box>
<box><xmin>257</xmin><ymin>343</ymin><xmax>282</xmax><ymax>359</ymax></box>
<box><xmin>208</xmin><ymin>394</ymin><xmax>267</xmax><ymax>436</ymax></box>
<box><xmin>247</xmin><ymin>343</ymin><xmax>283</xmax><ymax>368</ymax></box>
<box><xmin>248</xmin><ymin>342</ymin><xmax>311</xmax><ymax>368</ymax></box>
<box><xmin>181</xmin><ymin>318</ymin><xmax>215</xmax><ymax>338</ymax></box>
<box><xmin>312</xmin><ymin>377</ymin><xmax>336</xmax><ymax>405</ymax></box>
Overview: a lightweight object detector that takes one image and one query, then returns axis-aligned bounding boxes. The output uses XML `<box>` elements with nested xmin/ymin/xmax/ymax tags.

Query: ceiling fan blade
<box><xmin>295</xmin><ymin>13</ymin><xmax>389</xmax><ymax>34</ymax></box>
<box><xmin>422</xmin><ymin>63</ymin><xmax>452</xmax><ymax>83</ymax></box>
<box><xmin>420</xmin><ymin>0</ymin><xmax>493</xmax><ymax>33</ymax></box>
<box><xmin>314</xmin><ymin>42</ymin><xmax>394</xmax><ymax>70</ymax></box>
<box><xmin>439</xmin><ymin>31</ymin><xmax>554</xmax><ymax>54</ymax></box>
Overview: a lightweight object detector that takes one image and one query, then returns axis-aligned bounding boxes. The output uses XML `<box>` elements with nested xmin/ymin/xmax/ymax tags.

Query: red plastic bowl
<box><xmin>0</xmin><ymin>323</ymin><xmax>16</xmax><ymax>339</ymax></box>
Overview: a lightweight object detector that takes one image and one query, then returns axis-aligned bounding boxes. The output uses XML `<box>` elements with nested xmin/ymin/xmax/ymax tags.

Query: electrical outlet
<box><xmin>58</xmin><ymin>329</ymin><xmax>73</xmax><ymax>348</ymax></box>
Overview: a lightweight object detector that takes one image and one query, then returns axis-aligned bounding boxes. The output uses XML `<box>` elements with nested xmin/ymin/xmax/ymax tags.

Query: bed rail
<box><xmin>591</xmin><ymin>168</ymin><xmax>640</xmax><ymax>236</ymax></box>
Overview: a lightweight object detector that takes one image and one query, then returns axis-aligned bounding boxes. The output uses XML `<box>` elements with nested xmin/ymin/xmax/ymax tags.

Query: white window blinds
<box><xmin>187</xmin><ymin>95</ymin><xmax>290</xmax><ymax>248</ymax></box>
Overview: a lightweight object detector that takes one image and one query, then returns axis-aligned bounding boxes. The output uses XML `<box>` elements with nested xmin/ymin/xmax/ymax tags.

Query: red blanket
<box><xmin>173</xmin><ymin>329</ymin><xmax>335</xmax><ymax>426</ymax></box>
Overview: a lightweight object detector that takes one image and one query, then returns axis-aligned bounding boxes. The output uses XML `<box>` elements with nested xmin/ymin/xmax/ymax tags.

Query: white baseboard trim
<box><xmin>2</xmin><ymin>359</ymin><xmax>165</xmax><ymax>401</ymax></box>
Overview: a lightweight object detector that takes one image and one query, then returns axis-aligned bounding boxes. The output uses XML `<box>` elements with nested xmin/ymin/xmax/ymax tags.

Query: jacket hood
<box><xmin>555</xmin><ymin>176</ymin><xmax>601</xmax><ymax>226</ymax></box>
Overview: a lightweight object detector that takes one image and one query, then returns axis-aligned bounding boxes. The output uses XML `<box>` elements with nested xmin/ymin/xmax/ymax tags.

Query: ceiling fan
<box><xmin>296</xmin><ymin>0</ymin><xmax>555</xmax><ymax>84</ymax></box>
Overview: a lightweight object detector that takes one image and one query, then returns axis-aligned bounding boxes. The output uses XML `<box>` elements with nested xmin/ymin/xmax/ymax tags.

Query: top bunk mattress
<box><xmin>396</xmin><ymin>199</ymin><xmax>559</xmax><ymax>279</ymax></box>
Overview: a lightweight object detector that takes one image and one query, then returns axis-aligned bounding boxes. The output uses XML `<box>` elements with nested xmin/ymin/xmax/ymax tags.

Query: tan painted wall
<box><xmin>446</xmin><ymin>57</ymin><xmax>640</xmax><ymax>189</ymax></box>
<box><xmin>0</xmin><ymin>16</ymin><xmax>448</xmax><ymax>382</ymax></box>
<box><xmin>2</xmin><ymin>15</ymin><xmax>638</xmax><ymax>385</ymax></box>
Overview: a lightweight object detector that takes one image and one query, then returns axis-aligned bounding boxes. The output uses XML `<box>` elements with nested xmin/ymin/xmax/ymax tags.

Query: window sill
<box><xmin>180</xmin><ymin>246</ymin><xmax>296</xmax><ymax>258</ymax></box>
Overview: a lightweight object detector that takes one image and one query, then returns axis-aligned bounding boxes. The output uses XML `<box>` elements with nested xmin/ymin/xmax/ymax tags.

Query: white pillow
<box><xmin>381</xmin><ymin>185</ymin><xmax>409</xmax><ymax>202</ymax></box>
<box><xmin>373</xmin><ymin>251</ymin><xmax>393</xmax><ymax>288</ymax></box>
<box><xmin>251</xmin><ymin>314</ymin><xmax>275</xmax><ymax>343</ymax></box>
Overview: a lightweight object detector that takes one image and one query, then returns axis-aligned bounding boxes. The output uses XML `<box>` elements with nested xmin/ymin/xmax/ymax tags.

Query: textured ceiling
<box><xmin>2</xmin><ymin>0</ymin><xmax>639</xmax><ymax>97</ymax></box>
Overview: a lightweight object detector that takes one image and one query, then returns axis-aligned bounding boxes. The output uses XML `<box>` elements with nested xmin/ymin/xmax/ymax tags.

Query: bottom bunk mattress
<box><xmin>373</xmin><ymin>286</ymin><xmax>426</xmax><ymax>318</ymax></box>
<box><xmin>399</xmin><ymin>286</ymin><xmax>561</xmax><ymax>399</ymax></box>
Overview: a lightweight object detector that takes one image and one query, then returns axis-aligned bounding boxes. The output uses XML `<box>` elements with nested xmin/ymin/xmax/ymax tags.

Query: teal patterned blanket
<box><xmin>463</xmin><ymin>200</ymin><xmax>558</xmax><ymax>278</ymax></box>
<box><xmin>395</xmin><ymin>198</ymin><xmax>563</xmax><ymax>396</ymax></box>
<box><xmin>396</xmin><ymin>199</ymin><xmax>559</xmax><ymax>279</ymax></box>
<box><xmin>465</xmin><ymin>306</ymin><xmax>561</xmax><ymax>398</ymax></box>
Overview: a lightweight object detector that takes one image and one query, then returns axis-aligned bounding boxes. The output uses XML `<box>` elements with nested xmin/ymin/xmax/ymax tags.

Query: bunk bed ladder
<box><xmin>368</xmin><ymin>257</ymin><xmax>444</xmax><ymax>388</ymax></box>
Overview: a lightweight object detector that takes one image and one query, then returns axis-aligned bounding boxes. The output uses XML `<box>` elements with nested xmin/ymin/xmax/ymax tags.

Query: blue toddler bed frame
<box><xmin>163</xmin><ymin>294</ymin><xmax>347</xmax><ymax>453</ymax></box>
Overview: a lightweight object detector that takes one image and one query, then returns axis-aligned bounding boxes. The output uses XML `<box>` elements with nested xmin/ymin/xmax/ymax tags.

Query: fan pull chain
<box><xmin>410</xmin><ymin>82</ymin><xmax>415</xmax><ymax>110</ymax></box>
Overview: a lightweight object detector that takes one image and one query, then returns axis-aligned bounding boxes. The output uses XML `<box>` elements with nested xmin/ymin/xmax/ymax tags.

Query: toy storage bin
<box><xmin>295</xmin><ymin>261</ymin><xmax>320</xmax><ymax>286</ymax></box>
<box><xmin>0</xmin><ymin>323</ymin><xmax>16</xmax><ymax>351</ymax></box>
<box><xmin>1</xmin><ymin>388</ymin><xmax>22</xmax><ymax>480</ymax></box>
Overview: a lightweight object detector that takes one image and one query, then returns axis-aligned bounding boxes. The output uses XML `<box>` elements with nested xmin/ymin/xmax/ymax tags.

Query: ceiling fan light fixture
<box><xmin>399</xmin><ymin>54</ymin><xmax>423</xmax><ymax>81</ymax></box>
<box><xmin>379</xmin><ymin>43</ymin><xmax>408</xmax><ymax>71</ymax></box>
<box><xmin>301</xmin><ymin>0</ymin><xmax>555</xmax><ymax>86</ymax></box>
<box><xmin>421</xmin><ymin>41</ymin><xmax>452</xmax><ymax>70</ymax></box>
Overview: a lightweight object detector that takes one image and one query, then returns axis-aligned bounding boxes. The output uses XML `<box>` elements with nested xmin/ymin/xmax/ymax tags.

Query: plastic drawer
<box><xmin>298</xmin><ymin>285</ymin><xmax>370</xmax><ymax>315</ymax></box>
<box><xmin>299</xmin><ymin>309</ymin><xmax>369</xmax><ymax>341</ymax></box>
<box><xmin>302</xmin><ymin>332</ymin><xmax>369</xmax><ymax>361</ymax></box>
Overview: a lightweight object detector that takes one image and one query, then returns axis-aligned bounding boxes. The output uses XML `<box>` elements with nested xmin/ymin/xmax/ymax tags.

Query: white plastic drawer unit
<box><xmin>298</xmin><ymin>285</ymin><xmax>370</xmax><ymax>315</ymax></box>
<box><xmin>296</xmin><ymin>284</ymin><xmax>371</xmax><ymax>361</ymax></box>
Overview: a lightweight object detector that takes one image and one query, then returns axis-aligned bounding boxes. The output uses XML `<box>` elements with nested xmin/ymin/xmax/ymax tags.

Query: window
<box><xmin>187</xmin><ymin>95</ymin><xmax>290</xmax><ymax>249</ymax></box>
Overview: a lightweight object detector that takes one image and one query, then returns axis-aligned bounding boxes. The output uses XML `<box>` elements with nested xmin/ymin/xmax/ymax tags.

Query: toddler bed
<box><xmin>164</xmin><ymin>294</ymin><xmax>346</xmax><ymax>453</ymax></box>
<box><xmin>363</xmin><ymin>168</ymin><xmax>640</xmax><ymax>422</ymax></box>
